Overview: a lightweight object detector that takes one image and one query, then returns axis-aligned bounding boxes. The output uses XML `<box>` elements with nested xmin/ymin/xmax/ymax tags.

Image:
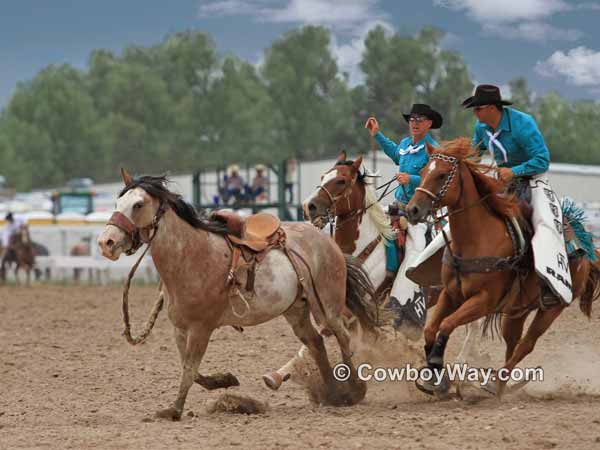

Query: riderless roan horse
<box><xmin>263</xmin><ymin>151</ymin><xmax>490</xmax><ymax>391</ymax></box>
<box><xmin>406</xmin><ymin>138</ymin><xmax>600</xmax><ymax>397</ymax></box>
<box><xmin>98</xmin><ymin>169</ymin><xmax>386</xmax><ymax>420</ymax></box>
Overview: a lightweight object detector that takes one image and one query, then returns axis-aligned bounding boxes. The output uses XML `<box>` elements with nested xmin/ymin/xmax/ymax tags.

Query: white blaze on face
<box><xmin>303</xmin><ymin>168</ymin><xmax>339</xmax><ymax>212</ymax></box>
<box><xmin>115</xmin><ymin>188</ymin><xmax>145</xmax><ymax>222</ymax></box>
<box><xmin>320</xmin><ymin>169</ymin><xmax>339</xmax><ymax>187</ymax></box>
<box><xmin>427</xmin><ymin>160</ymin><xmax>437</xmax><ymax>175</ymax></box>
<box><xmin>98</xmin><ymin>187</ymin><xmax>146</xmax><ymax>259</ymax></box>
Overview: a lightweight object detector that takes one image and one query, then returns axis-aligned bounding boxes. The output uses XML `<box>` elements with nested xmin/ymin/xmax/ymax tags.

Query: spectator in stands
<box><xmin>248</xmin><ymin>164</ymin><xmax>268</xmax><ymax>202</ymax></box>
<box><xmin>221</xmin><ymin>164</ymin><xmax>245</xmax><ymax>204</ymax></box>
<box><xmin>285</xmin><ymin>158</ymin><xmax>296</xmax><ymax>203</ymax></box>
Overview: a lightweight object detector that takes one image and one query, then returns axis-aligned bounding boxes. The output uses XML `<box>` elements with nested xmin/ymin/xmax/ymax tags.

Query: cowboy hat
<box><xmin>402</xmin><ymin>104</ymin><xmax>443</xmax><ymax>129</ymax></box>
<box><xmin>227</xmin><ymin>164</ymin><xmax>240</xmax><ymax>175</ymax></box>
<box><xmin>462</xmin><ymin>84</ymin><xmax>512</xmax><ymax>108</ymax></box>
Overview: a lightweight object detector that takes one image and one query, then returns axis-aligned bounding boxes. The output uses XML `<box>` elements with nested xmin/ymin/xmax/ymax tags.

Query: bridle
<box><xmin>316</xmin><ymin>164</ymin><xmax>404</xmax><ymax>234</ymax></box>
<box><xmin>108</xmin><ymin>198</ymin><xmax>166</xmax><ymax>347</ymax></box>
<box><xmin>415</xmin><ymin>153</ymin><xmax>460</xmax><ymax>208</ymax></box>
<box><xmin>413</xmin><ymin>152</ymin><xmax>511</xmax><ymax>291</ymax></box>
<box><xmin>316</xmin><ymin>170</ymin><xmax>359</xmax><ymax>236</ymax></box>
<box><xmin>107</xmin><ymin>201</ymin><xmax>166</xmax><ymax>255</ymax></box>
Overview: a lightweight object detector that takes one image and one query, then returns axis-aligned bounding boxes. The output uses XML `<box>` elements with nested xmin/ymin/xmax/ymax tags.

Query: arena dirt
<box><xmin>1</xmin><ymin>285</ymin><xmax>600</xmax><ymax>449</ymax></box>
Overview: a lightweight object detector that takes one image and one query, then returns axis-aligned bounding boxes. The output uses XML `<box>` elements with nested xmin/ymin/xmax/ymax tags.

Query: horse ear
<box><xmin>336</xmin><ymin>150</ymin><xmax>347</xmax><ymax>162</ymax></box>
<box><xmin>120</xmin><ymin>167</ymin><xmax>133</xmax><ymax>186</ymax></box>
<box><xmin>352</xmin><ymin>155</ymin><xmax>363</xmax><ymax>171</ymax></box>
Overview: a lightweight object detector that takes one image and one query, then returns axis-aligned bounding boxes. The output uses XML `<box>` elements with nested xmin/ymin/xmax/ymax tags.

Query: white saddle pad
<box><xmin>529</xmin><ymin>176</ymin><xmax>573</xmax><ymax>304</ymax></box>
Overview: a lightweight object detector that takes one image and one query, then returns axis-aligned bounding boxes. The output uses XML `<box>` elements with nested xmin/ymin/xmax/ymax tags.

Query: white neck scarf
<box><xmin>486</xmin><ymin>130</ymin><xmax>508</xmax><ymax>163</ymax></box>
<box><xmin>398</xmin><ymin>143</ymin><xmax>424</xmax><ymax>156</ymax></box>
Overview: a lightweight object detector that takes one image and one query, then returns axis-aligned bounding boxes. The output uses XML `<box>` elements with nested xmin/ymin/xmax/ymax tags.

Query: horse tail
<box><xmin>580</xmin><ymin>251</ymin><xmax>600</xmax><ymax>318</ymax></box>
<box><xmin>344</xmin><ymin>255</ymin><xmax>389</xmax><ymax>334</ymax></box>
<box><xmin>561</xmin><ymin>200</ymin><xmax>600</xmax><ymax>318</ymax></box>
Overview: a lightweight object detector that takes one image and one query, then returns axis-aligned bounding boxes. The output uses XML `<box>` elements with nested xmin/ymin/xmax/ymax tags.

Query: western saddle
<box><xmin>210</xmin><ymin>210</ymin><xmax>287</xmax><ymax>296</ymax></box>
<box><xmin>213</xmin><ymin>210</ymin><xmax>282</xmax><ymax>251</ymax></box>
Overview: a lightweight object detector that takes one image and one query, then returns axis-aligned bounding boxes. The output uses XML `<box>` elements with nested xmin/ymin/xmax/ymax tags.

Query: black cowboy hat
<box><xmin>462</xmin><ymin>84</ymin><xmax>512</xmax><ymax>108</ymax></box>
<box><xmin>402</xmin><ymin>104</ymin><xmax>443</xmax><ymax>129</ymax></box>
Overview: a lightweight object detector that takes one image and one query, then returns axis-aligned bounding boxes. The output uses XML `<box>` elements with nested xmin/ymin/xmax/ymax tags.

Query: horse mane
<box><xmin>437</xmin><ymin>137</ymin><xmax>522</xmax><ymax>219</ymax></box>
<box><xmin>119</xmin><ymin>175</ymin><xmax>229</xmax><ymax>235</ymax></box>
<box><xmin>335</xmin><ymin>160</ymin><xmax>395</xmax><ymax>240</ymax></box>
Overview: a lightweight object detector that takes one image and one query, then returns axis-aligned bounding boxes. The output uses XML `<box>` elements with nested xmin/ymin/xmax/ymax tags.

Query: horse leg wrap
<box><xmin>427</xmin><ymin>333</ymin><xmax>449</xmax><ymax>370</ymax></box>
<box><xmin>424</xmin><ymin>343</ymin><xmax>433</xmax><ymax>361</ymax></box>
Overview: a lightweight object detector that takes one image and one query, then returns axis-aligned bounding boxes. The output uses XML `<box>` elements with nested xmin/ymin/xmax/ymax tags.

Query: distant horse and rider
<box><xmin>1</xmin><ymin>212</ymin><xmax>36</xmax><ymax>285</ymax></box>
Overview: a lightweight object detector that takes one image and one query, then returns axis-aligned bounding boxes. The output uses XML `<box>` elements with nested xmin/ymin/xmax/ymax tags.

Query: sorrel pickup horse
<box><xmin>98</xmin><ymin>169</ymin><xmax>385</xmax><ymax>420</ymax></box>
<box><xmin>406</xmin><ymin>138</ymin><xmax>600</xmax><ymax>397</ymax></box>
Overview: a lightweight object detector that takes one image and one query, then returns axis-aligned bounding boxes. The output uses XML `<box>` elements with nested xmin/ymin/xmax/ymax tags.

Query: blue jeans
<box><xmin>385</xmin><ymin>238</ymin><xmax>399</xmax><ymax>272</ymax></box>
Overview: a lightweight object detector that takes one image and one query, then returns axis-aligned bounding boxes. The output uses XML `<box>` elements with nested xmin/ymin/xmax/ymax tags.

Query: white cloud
<box><xmin>483</xmin><ymin>22</ymin><xmax>582</xmax><ymax>42</ymax></box>
<box><xmin>199</xmin><ymin>0</ymin><xmax>262</xmax><ymax>16</ymax></box>
<box><xmin>330</xmin><ymin>20</ymin><xmax>394</xmax><ymax>85</ymax></box>
<box><xmin>199</xmin><ymin>0</ymin><xmax>393</xmax><ymax>86</ymax></box>
<box><xmin>264</xmin><ymin>0</ymin><xmax>385</xmax><ymax>31</ymax></box>
<box><xmin>434</xmin><ymin>0</ymin><xmax>588</xmax><ymax>42</ymax></box>
<box><xmin>536</xmin><ymin>46</ymin><xmax>600</xmax><ymax>87</ymax></box>
<box><xmin>199</xmin><ymin>0</ymin><xmax>387</xmax><ymax>31</ymax></box>
<box><xmin>434</xmin><ymin>0</ymin><xmax>569</xmax><ymax>23</ymax></box>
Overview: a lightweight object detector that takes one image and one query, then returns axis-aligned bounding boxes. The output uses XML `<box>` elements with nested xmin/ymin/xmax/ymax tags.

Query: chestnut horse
<box><xmin>407</xmin><ymin>138</ymin><xmax>600</xmax><ymax>397</ymax></box>
<box><xmin>263</xmin><ymin>152</ymin><xmax>489</xmax><ymax>391</ymax></box>
<box><xmin>98</xmin><ymin>170</ymin><xmax>384</xmax><ymax>420</ymax></box>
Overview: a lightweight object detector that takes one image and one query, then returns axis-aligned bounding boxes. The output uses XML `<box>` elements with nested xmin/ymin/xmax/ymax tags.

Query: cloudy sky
<box><xmin>2</xmin><ymin>0</ymin><xmax>600</xmax><ymax>108</ymax></box>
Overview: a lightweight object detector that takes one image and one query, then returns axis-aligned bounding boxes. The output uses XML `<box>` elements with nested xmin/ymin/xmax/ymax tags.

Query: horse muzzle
<box><xmin>406</xmin><ymin>201</ymin><xmax>430</xmax><ymax>225</ymax></box>
<box><xmin>97</xmin><ymin>226</ymin><xmax>131</xmax><ymax>261</ymax></box>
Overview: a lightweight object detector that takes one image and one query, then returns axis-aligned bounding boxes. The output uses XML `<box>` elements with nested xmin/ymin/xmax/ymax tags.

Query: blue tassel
<box><xmin>561</xmin><ymin>198</ymin><xmax>598</xmax><ymax>262</ymax></box>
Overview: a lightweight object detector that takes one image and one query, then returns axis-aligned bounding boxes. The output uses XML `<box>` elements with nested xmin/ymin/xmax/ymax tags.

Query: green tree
<box><xmin>360</xmin><ymin>26</ymin><xmax>473</xmax><ymax>141</ymax></box>
<box><xmin>262</xmin><ymin>26</ymin><xmax>345</xmax><ymax>160</ymax></box>
<box><xmin>508</xmin><ymin>77</ymin><xmax>533</xmax><ymax>111</ymax></box>
<box><xmin>4</xmin><ymin>65</ymin><xmax>101</xmax><ymax>188</ymax></box>
<box><xmin>202</xmin><ymin>56</ymin><xmax>278</xmax><ymax>168</ymax></box>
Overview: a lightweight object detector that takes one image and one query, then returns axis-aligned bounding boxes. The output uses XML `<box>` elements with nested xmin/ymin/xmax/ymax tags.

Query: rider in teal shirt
<box><xmin>466</xmin><ymin>86</ymin><xmax>550</xmax><ymax>178</ymax></box>
<box><xmin>375</xmin><ymin>132</ymin><xmax>439</xmax><ymax>204</ymax></box>
<box><xmin>365</xmin><ymin>104</ymin><xmax>443</xmax><ymax>273</ymax></box>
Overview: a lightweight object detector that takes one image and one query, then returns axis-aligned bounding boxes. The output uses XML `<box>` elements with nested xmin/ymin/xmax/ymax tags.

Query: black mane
<box><xmin>118</xmin><ymin>175</ymin><xmax>229</xmax><ymax>235</ymax></box>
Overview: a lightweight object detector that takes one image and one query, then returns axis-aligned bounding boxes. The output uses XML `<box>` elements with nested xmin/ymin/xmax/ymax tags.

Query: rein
<box><xmin>322</xmin><ymin>173</ymin><xmax>399</xmax><ymax>236</ymax></box>
<box><xmin>110</xmin><ymin>203</ymin><xmax>166</xmax><ymax>345</ymax></box>
<box><xmin>419</xmin><ymin>153</ymin><xmax>525</xmax><ymax>291</ymax></box>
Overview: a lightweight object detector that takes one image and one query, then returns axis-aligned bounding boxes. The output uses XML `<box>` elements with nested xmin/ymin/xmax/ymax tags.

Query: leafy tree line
<box><xmin>0</xmin><ymin>26</ymin><xmax>597</xmax><ymax>191</ymax></box>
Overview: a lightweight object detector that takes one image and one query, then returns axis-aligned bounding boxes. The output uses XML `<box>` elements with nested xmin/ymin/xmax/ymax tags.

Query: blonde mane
<box><xmin>362</xmin><ymin>169</ymin><xmax>395</xmax><ymax>241</ymax></box>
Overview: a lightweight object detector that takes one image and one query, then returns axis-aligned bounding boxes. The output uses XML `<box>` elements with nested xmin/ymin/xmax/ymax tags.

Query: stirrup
<box><xmin>539</xmin><ymin>286</ymin><xmax>562</xmax><ymax>310</ymax></box>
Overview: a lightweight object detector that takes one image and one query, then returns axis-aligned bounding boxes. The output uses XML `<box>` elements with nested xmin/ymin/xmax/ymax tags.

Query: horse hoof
<box><xmin>155</xmin><ymin>407</ymin><xmax>181</xmax><ymax>421</ymax></box>
<box><xmin>263</xmin><ymin>372</ymin><xmax>289</xmax><ymax>391</ymax></box>
<box><xmin>325</xmin><ymin>380</ymin><xmax>367</xmax><ymax>407</ymax></box>
<box><xmin>415</xmin><ymin>375</ymin><xmax>450</xmax><ymax>397</ymax></box>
